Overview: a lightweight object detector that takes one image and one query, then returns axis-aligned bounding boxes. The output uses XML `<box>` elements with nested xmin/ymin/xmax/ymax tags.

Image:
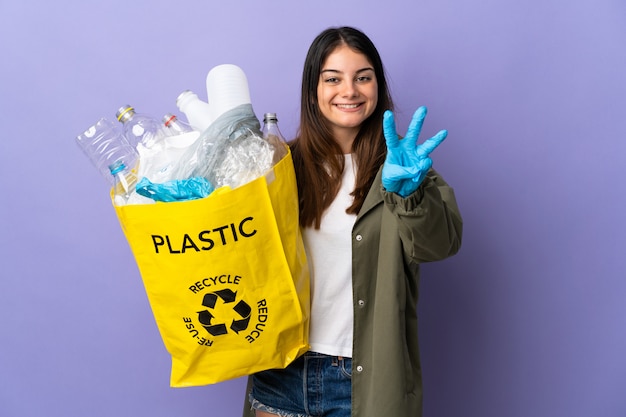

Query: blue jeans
<box><xmin>249</xmin><ymin>352</ymin><xmax>352</xmax><ymax>417</ymax></box>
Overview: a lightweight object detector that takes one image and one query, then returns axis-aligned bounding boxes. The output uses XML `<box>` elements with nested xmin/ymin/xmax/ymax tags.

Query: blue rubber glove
<box><xmin>136</xmin><ymin>176</ymin><xmax>214</xmax><ymax>202</ymax></box>
<box><xmin>382</xmin><ymin>106</ymin><xmax>448</xmax><ymax>197</ymax></box>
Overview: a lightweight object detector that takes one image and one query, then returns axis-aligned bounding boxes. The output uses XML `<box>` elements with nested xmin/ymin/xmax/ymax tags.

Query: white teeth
<box><xmin>336</xmin><ymin>104</ymin><xmax>359</xmax><ymax>109</ymax></box>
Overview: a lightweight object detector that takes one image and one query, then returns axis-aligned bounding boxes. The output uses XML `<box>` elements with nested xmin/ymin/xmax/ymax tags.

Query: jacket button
<box><xmin>356</xmin><ymin>365</ymin><xmax>364</xmax><ymax>372</ymax></box>
<box><xmin>355</xmin><ymin>234</ymin><xmax>363</xmax><ymax>241</ymax></box>
<box><xmin>358</xmin><ymin>299</ymin><xmax>365</xmax><ymax>307</ymax></box>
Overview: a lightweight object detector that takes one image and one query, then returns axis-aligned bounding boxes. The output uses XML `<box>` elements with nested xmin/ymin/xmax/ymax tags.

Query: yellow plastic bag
<box><xmin>112</xmin><ymin>150</ymin><xmax>310</xmax><ymax>387</ymax></box>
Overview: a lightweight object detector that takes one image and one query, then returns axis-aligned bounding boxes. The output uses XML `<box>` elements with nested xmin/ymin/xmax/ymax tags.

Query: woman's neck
<box><xmin>332</xmin><ymin>127</ymin><xmax>358</xmax><ymax>154</ymax></box>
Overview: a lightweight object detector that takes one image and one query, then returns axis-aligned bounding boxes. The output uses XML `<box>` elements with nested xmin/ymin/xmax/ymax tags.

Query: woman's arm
<box><xmin>382</xmin><ymin>169</ymin><xmax>463</xmax><ymax>263</ymax></box>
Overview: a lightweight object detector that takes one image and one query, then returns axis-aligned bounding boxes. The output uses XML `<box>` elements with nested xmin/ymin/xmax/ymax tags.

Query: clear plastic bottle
<box><xmin>262</xmin><ymin>113</ymin><xmax>288</xmax><ymax>163</ymax></box>
<box><xmin>154</xmin><ymin>113</ymin><xmax>201</xmax><ymax>183</ymax></box>
<box><xmin>116</xmin><ymin>105</ymin><xmax>164</xmax><ymax>149</ymax></box>
<box><xmin>109</xmin><ymin>159</ymin><xmax>138</xmax><ymax>205</ymax></box>
<box><xmin>162</xmin><ymin>113</ymin><xmax>194</xmax><ymax>136</ymax></box>
<box><xmin>76</xmin><ymin>118</ymin><xmax>139</xmax><ymax>185</ymax></box>
<box><xmin>175</xmin><ymin>90</ymin><xmax>212</xmax><ymax>132</ymax></box>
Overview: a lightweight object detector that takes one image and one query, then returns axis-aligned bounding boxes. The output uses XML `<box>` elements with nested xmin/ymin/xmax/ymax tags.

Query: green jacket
<box><xmin>243</xmin><ymin>167</ymin><xmax>463</xmax><ymax>417</ymax></box>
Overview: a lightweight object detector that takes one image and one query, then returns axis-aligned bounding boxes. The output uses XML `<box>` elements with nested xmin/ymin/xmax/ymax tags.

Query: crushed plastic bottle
<box><xmin>76</xmin><ymin>118</ymin><xmax>139</xmax><ymax>186</ymax></box>
<box><xmin>116</xmin><ymin>105</ymin><xmax>164</xmax><ymax>149</ymax></box>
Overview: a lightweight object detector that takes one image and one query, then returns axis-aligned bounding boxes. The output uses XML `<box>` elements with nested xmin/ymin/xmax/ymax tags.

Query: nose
<box><xmin>341</xmin><ymin>80</ymin><xmax>358</xmax><ymax>98</ymax></box>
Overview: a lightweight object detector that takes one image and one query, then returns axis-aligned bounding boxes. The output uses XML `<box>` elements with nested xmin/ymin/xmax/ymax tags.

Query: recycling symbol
<box><xmin>197</xmin><ymin>289</ymin><xmax>251</xmax><ymax>336</ymax></box>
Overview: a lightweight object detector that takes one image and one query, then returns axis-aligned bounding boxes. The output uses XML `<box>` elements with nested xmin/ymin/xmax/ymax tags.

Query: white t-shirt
<box><xmin>302</xmin><ymin>154</ymin><xmax>357</xmax><ymax>358</ymax></box>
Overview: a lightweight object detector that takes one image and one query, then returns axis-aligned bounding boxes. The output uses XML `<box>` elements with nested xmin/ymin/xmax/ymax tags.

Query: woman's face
<box><xmin>317</xmin><ymin>44</ymin><xmax>378</xmax><ymax>145</ymax></box>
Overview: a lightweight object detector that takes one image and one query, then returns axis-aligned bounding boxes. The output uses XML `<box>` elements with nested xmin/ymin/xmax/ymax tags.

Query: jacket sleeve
<box><xmin>381</xmin><ymin>168</ymin><xmax>463</xmax><ymax>263</ymax></box>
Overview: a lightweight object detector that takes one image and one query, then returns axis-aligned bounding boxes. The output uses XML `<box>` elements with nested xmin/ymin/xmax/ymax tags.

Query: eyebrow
<box><xmin>320</xmin><ymin>67</ymin><xmax>375</xmax><ymax>74</ymax></box>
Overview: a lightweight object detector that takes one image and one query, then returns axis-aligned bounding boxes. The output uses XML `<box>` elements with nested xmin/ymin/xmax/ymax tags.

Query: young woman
<box><xmin>244</xmin><ymin>26</ymin><xmax>463</xmax><ymax>417</ymax></box>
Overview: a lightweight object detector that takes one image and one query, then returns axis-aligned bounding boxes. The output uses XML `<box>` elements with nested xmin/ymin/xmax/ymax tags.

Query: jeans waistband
<box><xmin>304</xmin><ymin>351</ymin><xmax>349</xmax><ymax>360</ymax></box>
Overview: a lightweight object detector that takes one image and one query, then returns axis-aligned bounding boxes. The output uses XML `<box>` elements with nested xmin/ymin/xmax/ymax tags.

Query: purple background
<box><xmin>1</xmin><ymin>1</ymin><xmax>625</xmax><ymax>416</ymax></box>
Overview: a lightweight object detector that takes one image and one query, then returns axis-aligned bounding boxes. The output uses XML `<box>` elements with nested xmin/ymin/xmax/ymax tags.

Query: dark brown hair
<box><xmin>292</xmin><ymin>26</ymin><xmax>394</xmax><ymax>228</ymax></box>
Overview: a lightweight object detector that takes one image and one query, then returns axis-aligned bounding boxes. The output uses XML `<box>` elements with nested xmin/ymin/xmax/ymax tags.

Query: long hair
<box><xmin>292</xmin><ymin>26</ymin><xmax>394</xmax><ymax>229</ymax></box>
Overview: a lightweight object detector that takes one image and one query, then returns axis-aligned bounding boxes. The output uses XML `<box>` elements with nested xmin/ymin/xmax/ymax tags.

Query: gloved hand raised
<box><xmin>382</xmin><ymin>106</ymin><xmax>447</xmax><ymax>197</ymax></box>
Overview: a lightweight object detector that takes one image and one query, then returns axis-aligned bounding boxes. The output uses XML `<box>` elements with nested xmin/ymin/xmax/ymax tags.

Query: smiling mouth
<box><xmin>335</xmin><ymin>103</ymin><xmax>362</xmax><ymax>109</ymax></box>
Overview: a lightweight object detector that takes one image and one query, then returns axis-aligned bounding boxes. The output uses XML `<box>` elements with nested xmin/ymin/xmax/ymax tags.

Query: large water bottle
<box><xmin>206</xmin><ymin>64</ymin><xmax>252</xmax><ymax>122</ymax></box>
<box><xmin>115</xmin><ymin>105</ymin><xmax>164</xmax><ymax>149</ymax></box>
<box><xmin>76</xmin><ymin>118</ymin><xmax>139</xmax><ymax>185</ymax></box>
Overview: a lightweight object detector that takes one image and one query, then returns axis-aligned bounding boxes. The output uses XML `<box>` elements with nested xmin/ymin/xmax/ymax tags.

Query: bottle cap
<box><xmin>263</xmin><ymin>113</ymin><xmax>278</xmax><ymax>122</ymax></box>
<box><xmin>108</xmin><ymin>159</ymin><xmax>126</xmax><ymax>175</ymax></box>
<box><xmin>116</xmin><ymin>105</ymin><xmax>135</xmax><ymax>123</ymax></box>
<box><xmin>162</xmin><ymin>113</ymin><xmax>177</xmax><ymax>127</ymax></box>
